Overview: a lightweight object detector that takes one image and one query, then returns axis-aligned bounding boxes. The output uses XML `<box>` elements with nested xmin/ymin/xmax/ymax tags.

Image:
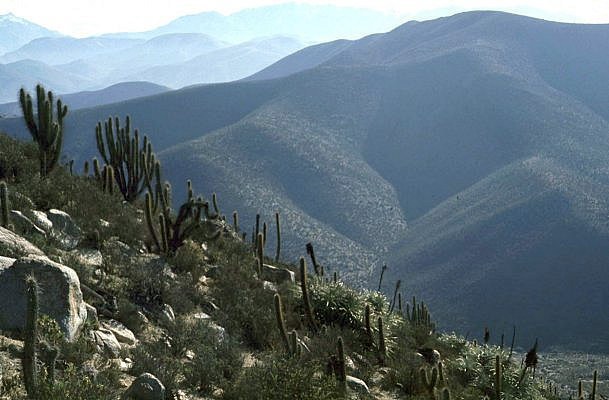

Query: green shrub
<box><xmin>224</xmin><ymin>356</ymin><xmax>342</xmax><ymax>400</ymax></box>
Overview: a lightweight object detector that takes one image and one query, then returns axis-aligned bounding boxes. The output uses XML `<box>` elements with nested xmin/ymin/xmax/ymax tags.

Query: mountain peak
<box><xmin>0</xmin><ymin>13</ymin><xmax>28</xmax><ymax>25</ymax></box>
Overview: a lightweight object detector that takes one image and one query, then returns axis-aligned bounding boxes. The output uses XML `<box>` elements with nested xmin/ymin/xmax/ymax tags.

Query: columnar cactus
<box><xmin>377</xmin><ymin>264</ymin><xmax>387</xmax><ymax>291</ymax></box>
<box><xmin>19</xmin><ymin>85</ymin><xmax>68</xmax><ymax>178</ymax></box>
<box><xmin>275</xmin><ymin>212</ymin><xmax>281</xmax><ymax>262</ymax></box>
<box><xmin>420</xmin><ymin>367</ymin><xmax>438</xmax><ymax>394</ymax></box>
<box><xmin>336</xmin><ymin>337</ymin><xmax>347</xmax><ymax>392</ymax></box>
<box><xmin>364</xmin><ymin>304</ymin><xmax>373</xmax><ymax>347</ymax></box>
<box><xmin>495</xmin><ymin>355</ymin><xmax>502</xmax><ymax>400</ymax></box>
<box><xmin>233</xmin><ymin>211</ymin><xmax>239</xmax><ymax>233</ymax></box>
<box><xmin>300</xmin><ymin>257</ymin><xmax>317</xmax><ymax>332</ymax></box>
<box><xmin>389</xmin><ymin>279</ymin><xmax>401</xmax><ymax>313</ymax></box>
<box><xmin>305</xmin><ymin>242</ymin><xmax>320</xmax><ymax>275</ymax></box>
<box><xmin>23</xmin><ymin>275</ymin><xmax>39</xmax><ymax>397</ymax></box>
<box><xmin>378</xmin><ymin>316</ymin><xmax>386</xmax><ymax>365</ymax></box>
<box><xmin>0</xmin><ymin>181</ymin><xmax>8</xmax><ymax>228</ymax></box>
<box><xmin>592</xmin><ymin>370</ymin><xmax>598</xmax><ymax>400</ymax></box>
<box><xmin>274</xmin><ymin>294</ymin><xmax>291</xmax><ymax>354</ymax></box>
<box><xmin>95</xmin><ymin>116</ymin><xmax>158</xmax><ymax>202</ymax></box>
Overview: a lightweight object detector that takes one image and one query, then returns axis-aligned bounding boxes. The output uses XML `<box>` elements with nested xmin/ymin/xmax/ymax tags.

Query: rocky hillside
<box><xmin>3</xmin><ymin>11</ymin><xmax>608</xmax><ymax>350</ymax></box>
<box><xmin>0</xmin><ymin>131</ymin><xmax>573</xmax><ymax>399</ymax></box>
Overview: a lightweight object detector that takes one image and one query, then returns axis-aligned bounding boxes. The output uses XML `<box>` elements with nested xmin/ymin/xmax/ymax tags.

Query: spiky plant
<box><xmin>19</xmin><ymin>84</ymin><xmax>68</xmax><ymax>178</ymax></box>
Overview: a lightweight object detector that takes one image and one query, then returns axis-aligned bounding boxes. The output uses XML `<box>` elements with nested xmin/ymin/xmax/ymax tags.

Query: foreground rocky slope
<box><xmin>0</xmin><ymin>132</ymin><xmax>573</xmax><ymax>399</ymax></box>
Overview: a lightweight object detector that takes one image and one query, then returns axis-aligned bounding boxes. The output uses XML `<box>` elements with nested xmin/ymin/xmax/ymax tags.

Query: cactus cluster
<box><xmin>22</xmin><ymin>275</ymin><xmax>39</xmax><ymax>397</ymax></box>
<box><xmin>95</xmin><ymin>116</ymin><xmax>159</xmax><ymax>202</ymax></box>
<box><xmin>19</xmin><ymin>85</ymin><xmax>68</xmax><ymax>178</ymax></box>
<box><xmin>144</xmin><ymin>180</ymin><xmax>220</xmax><ymax>255</ymax></box>
<box><xmin>406</xmin><ymin>296</ymin><xmax>434</xmax><ymax>329</ymax></box>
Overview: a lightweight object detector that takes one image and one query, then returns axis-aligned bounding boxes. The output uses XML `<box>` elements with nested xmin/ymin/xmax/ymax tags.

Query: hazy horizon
<box><xmin>0</xmin><ymin>0</ymin><xmax>607</xmax><ymax>38</ymax></box>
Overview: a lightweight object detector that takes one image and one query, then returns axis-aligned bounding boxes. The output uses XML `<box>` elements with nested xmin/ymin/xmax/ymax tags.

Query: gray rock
<box><xmin>123</xmin><ymin>373</ymin><xmax>165</xmax><ymax>400</ymax></box>
<box><xmin>47</xmin><ymin>209</ymin><xmax>82</xmax><ymax>249</ymax></box>
<box><xmin>9</xmin><ymin>211</ymin><xmax>46</xmax><ymax>236</ymax></box>
<box><xmin>261</xmin><ymin>264</ymin><xmax>295</xmax><ymax>284</ymax></box>
<box><xmin>0</xmin><ymin>255</ymin><xmax>87</xmax><ymax>341</ymax></box>
<box><xmin>346</xmin><ymin>375</ymin><xmax>370</xmax><ymax>394</ymax></box>
<box><xmin>0</xmin><ymin>226</ymin><xmax>45</xmax><ymax>257</ymax></box>
<box><xmin>262</xmin><ymin>281</ymin><xmax>277</xmax><ymax>292</ymax></box>
<box><xmin>85</xmin><ymin>303</ymin><xmax>99</xmax><ymax>326</ymax></box>
<box><xmin>92</xmin><ymin>328</ymin><xmax>121</xmax><ymax>357</ymax></box>
<box><xmin>69</xmin><ymin>249</ymin><xmax>103</xmax><ymax>268</ymax></box>
<box><xmin>0</xmin><ymin>256</ymin><xmax>16</xmax><ymax>269</ymax></box>
<box><xmin>28</xmin><ymin>210</ymin><xmax>53</xmax><ymax>232</ymax></box>
<box><xmin>102</xmin><ymin>319</ymin><xmax>136</xmax><ymax>346</ymax></box>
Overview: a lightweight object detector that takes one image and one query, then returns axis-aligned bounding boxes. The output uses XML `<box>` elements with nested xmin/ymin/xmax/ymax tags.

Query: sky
<box><xmin>1</xmin><ymin>0</ymin><xmax>608</xmax><ymax>37</ymax></box>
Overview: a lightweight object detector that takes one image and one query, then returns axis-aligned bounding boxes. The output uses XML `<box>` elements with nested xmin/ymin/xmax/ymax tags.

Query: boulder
<box><xmin>261</xmin><ymin>264</ymin><xmax>295</xmax><ymax>284</ymax></box>
<box><xmin>9</xmin><ymin>211</ymin><xmax>46</xmax><ymax>236</ymax></box>
<box><xmin>92</xmin><ymin>328</ymin><xmax>121</xmax><ymax>357</ymax></box>
<box><xmin>102</xmin><ymin>319</ymin><xmax>136</xmax><ymax>346</ymax></box>
<box><xmin>346</xmin><ymin>375</ymin><xmax>370</xmax><ymax>394</ymax></box>
<box><xmin>47</xmin><ymin>209</ymin><xmax>82</xmax><ymax>249</ymax></box>
<box><xmin>85</xmin><ymin>303</ymin><xmax>99</xmax><ymax>326</ymax></box>
<box><xmin>69</xmin><ymin>248</ymin><xmax>103</xmax><ymax>268</ymax></box>
<box><xmin>0</xmin><ymin>226</ymin><xmax>44</xmax><ymax>257</ymax></box>
<box><xmin>0</xmin><ymin>256</ymin><xmax>16</xmax><ymax>269</ymax></box>
<box><xmin>123</xmin><ymin>373</ymin><xmax>165</xmax><ymax>400</ymax></box>
<box><xmin>28</xmin><ymin>210</ymin><xmax>53</xmax><ymax>232</ymax></box>
<box><xmin>0</xmin><ymin>255</ymin><xmax>87</xmax><ymax>341</ymax></box>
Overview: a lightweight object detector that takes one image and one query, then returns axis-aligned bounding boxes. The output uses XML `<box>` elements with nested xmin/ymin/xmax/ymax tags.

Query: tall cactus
<box><xmin>275</xmin><ymin>212</ymin><xmax>281</xmax><ymax>262</ymax></box>
<box><xmin>336</xmin><ymin>337</ymin><xmax>347</xmax><ymax>392</ymax></box>
<box><xmin>95</xmin><ymin>116</ymin><xmax>158</xmax><ymax>202</ymax></box>
<box><xmin>300</xmin><ymin>257</ymin><xmax>317</xmax><ymax>332</ymax></box>
<box><xmin>19</xmin><ymin>85</ymin><xmax>68</xmax><ymax>178</ymax></box>
<box><xmin>0</xmin><ymin>181</ymin><xmax>8</xmax><ymax>228</ymax></box>
<box><xmin>274</xmin><ymin>294</ymin><xmax>291</xmax><ymax>354</ymax></box>
<box><xmin>495</xmin><ymin>355</ymin><xmax>502</xmax><ymax>400</ymax></box>
<box><xmin>23</xmin><ymin>275</ymin><xmax>39</xmax><ymax>398</ymax></box>
<box><xmin>378</xmin><ymin>316</ymin><xmax>386</xmax><ymax>365</ymax></box>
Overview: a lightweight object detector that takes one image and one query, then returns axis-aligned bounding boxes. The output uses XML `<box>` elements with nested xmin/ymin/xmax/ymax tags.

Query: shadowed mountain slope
<box><xmin>0</xmin><ymin>81</ymin><xmax>169</xmax><ymax>117</ymax></box>
<box><xmin>2</xmin><ymin>11</ymin><xmax>609</xmax><ymax>349</ymax></box>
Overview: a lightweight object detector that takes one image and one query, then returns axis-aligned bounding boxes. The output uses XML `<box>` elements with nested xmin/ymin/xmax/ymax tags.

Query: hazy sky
<box><xmin>1</xmin><ymin>0</ymin><xmax>607</xmax><ymax>37</ymax></box>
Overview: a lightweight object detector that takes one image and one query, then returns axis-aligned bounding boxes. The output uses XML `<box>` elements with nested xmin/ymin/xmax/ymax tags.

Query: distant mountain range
<box><xmin>0</xmin><ymin>4</ymin><xmax>404</xmax><ymax>103</ymax></box>
<box><xmin>0</xmin><ymin>13</ymin><xmax>60</xmax><ymax>55</ymax></box>
<box><xmin>104</xmin><ymin>3</ymin><xmax>403</xmax><ymax>43</ymax></box>
<box><xmin>3</xmin><ymin>11</ymin><xmax>609</xmax><ymax>351</ymax></box>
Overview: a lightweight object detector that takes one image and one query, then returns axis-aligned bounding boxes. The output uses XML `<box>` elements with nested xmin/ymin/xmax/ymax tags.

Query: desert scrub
<box><xmin>224</xmin><ymin>356</ymin><xmax>343</xmax><ymax>400</ymax></box>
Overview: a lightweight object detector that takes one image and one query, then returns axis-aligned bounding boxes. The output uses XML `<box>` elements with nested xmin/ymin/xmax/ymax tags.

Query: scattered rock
<box><xmin>0</xmin><ymin>226</ymin><xmax>45</xmax><ymax>257</ymax></box>
<box><xmin>102</xmin><ymin>319</ymin><xmax>136</xmax><ymax>346</ymax></box>
<box><xmin>92</xmin><ymin>328</ymin><xmax>121</xmax><ymax>357</ymax></box>
<box><xmin>85</xmin><ymin>303</ymin><xmax>99</xmax><ymax>326</ymax></box>
<box><xmin>0</xmin><ymin>255</ymin><xmax>87</xmax><ymax>341</ymax></box>
<box><xmin>47</xmin><ymin>209</ymin><xmax>82</xmax><ymax>249</ymax></box>
<box><xmin>192</xmin><ymin>312</ymin><xmax>211</xmax><ymax>320</ymax></box>
<box><xmin>70</xmin><ymin>248</ymin><xmax>103</xmax><ymax>268</ymax></box>
<box><xmin>346</xmin><ymin>375</ymin><xmax>370</xmax><ymax>394</ymax></box>
<box><xmin>0</xmin><ymin>256</ymin><xmax>16</xmax><ymax>269</ymax></box>
<box><xmin>261</xmin><ymin>264</ymin><xmax>295</xmax><ymax>284</ymax></box>
<box><xmin>123</xmin><ymin>373</ymin><xmax>165</xmax><ymax>400</ymax></box>
<box><xmin>262</xmin><ymin>281</ymin><xmax>277</xmax><ymax>292</ymax></box>
<box><xmin>416</xmin><ymin>348</ymin><xmax>441</xmax><ymax>364</ymax></box>
<box><xmin>9</xmin><ymin>210</ymin><xmax>46</xmax><ymax>236</ymax></box>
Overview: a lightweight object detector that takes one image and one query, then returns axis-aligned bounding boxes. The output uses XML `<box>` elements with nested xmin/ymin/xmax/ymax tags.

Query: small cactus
<box><xmin>274</xmin><ymin>294</ymin><xmax>291</xmax><ymax>355</ymax></box>
<box><xmin>0</xmin><ymin>181</ymin><xmax>8</xmax><ymax>228</ymax></box>
<box><xmin>300</xmin><ymin>257</ymin><xmax>317</xmax><ymax>332</ymax></box>
<box><xmin>275</xmin><ymin>212</ymin><xmax>281</xmax><ymax>262</ymax></box>
<box><xmin>421</xmin><ymin>367</ymin><xmax>438</xmax><ymax>394</ymax></box>
<box><xmin>378</xmin><ymin>316</ymin><xmax>386</xmax><ymax>365</ymax></box>
<box><xmin>495</xmin><ymin>355</ymin><xmax>502</xmax><ymax>400</ymax></box>
<box><xmin>336</xmin><ymin>337</ymin><xmax>347</xmax><ymax>392</ymax></box>
<box><xmin>232</xmin><ymin>211</ymin><xmax>239</xmax><ymax>233</ymax></box>
<box><xmin>23</xmin><ymin>275</ymin><xmax>39</xmax><ymax>397</ymax></box>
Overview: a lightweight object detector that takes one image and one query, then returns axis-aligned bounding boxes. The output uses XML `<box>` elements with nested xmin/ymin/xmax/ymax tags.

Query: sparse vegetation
<box><xmin>0</xmin><ymin>87</ymin><xmax>602</xmax><ymax>400</ymax></box>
